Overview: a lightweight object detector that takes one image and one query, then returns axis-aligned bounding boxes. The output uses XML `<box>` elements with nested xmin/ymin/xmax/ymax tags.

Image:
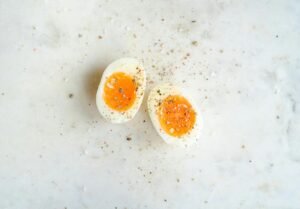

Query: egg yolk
<box><xmin>103</xmin><ymin>72</ymin><xmax>136</xmax><ymax>112</ymax></box>
<box><xmin>158</xmin><ymin>95</ymin><xmax>196</xmax><ymax>137</ymax></box>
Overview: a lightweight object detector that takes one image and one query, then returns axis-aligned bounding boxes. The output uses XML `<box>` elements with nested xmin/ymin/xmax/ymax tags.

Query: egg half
<box><xmin>147</xmin><ymin>83</ymin><xmax>201</xmax><ymax>144</ymax></box>
<box><xmin>96</xmin><ymin>58</ymin><xmax>146</xmax><ymax>123</ymax></box>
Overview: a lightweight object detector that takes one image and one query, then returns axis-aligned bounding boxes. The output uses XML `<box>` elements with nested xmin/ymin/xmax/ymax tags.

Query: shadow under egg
<box><xmin>82</xmin><ymin>64</ymin><xmax>106</xmax><ymax>120</ymax></box>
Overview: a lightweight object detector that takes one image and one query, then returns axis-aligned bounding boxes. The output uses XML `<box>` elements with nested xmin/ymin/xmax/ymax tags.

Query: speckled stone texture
<box><xmin>0</xmin><ymin>0</ymin><xmax>299</xmax><ymax>208</ymax></box>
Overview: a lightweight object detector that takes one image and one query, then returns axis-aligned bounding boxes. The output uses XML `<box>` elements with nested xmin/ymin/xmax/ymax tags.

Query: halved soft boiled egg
<box><xmin>148</xmin><ymin>83</ymin><xmax>201</xmax><ymax>144</ymax></box>
<box><xmin>96</xmin><ymin>58</ymin><xmax>146</xmax><ymax>123</ymax></box>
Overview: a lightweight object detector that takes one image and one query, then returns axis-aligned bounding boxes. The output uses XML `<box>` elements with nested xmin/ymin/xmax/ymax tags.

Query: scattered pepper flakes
<box><xmin>126</xmin><ymin>137</ymin><xmax>132</xmax><ymax>141</ymax></box>
<box><xmin>98</xmin><ymin>35</ymin><xmax>102</xmax><ymax>39</ymax></box>
<box><xmin>78</xmin><ymin>34</ymin><xmax>82</xmax><ymax>38</ymax></box>
<box><xmin>68</xmin><ymin>93</ymin><xmax>74</xmax><ymax>98</ymax></box>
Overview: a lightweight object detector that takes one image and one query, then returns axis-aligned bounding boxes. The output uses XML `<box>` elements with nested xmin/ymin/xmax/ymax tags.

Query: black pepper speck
<box><xmin>191</xmin><ymin>41</ymin><xmax>198</xmax><ymax>46</ymax></box>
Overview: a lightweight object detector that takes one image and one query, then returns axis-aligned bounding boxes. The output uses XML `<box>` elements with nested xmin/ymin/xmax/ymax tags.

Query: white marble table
<box><xmin>0</xmin><ymin>0</ymin><xmax>299</xmax><ymax>208</ymax></box>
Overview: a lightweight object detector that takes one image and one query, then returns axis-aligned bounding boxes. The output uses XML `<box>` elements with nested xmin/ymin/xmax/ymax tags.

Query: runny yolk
<box><xmin>158</xmin><ymin>95</ymin><xmax>196</xmax><ymax>137</ymax></box>
<box><xmin>103</xmin><ymin>72</ymin><xmax>136</xmax><ymax>112</ymax></box>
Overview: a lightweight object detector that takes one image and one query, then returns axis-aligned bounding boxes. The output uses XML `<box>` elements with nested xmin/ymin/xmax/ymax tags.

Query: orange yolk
<box><xmin>103</xmin><ymin>72</ymin><xmax>136</xmax><ymax>112</ymax></box>
<box><xmin>158</xmin><ymin>95</ymin><xmax>196</xmax><ymax>137</ymax></box>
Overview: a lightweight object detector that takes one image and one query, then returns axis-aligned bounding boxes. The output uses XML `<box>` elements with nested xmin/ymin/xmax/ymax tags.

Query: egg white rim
<box><xmin>147</xmin><ymin>83</ymin><xmax>202</xmax><ymax>144</ymax></box>
<box><xmin>96</xmin><ymin>58</ymin><xmax>146</xmax><ymax>123</ymax></box>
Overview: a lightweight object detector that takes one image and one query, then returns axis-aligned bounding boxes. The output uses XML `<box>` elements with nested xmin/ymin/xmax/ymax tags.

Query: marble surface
<box><xmin>0</xmin><ymin>0</ymin><xmax>300</xmax><ymax>208</ymax></box>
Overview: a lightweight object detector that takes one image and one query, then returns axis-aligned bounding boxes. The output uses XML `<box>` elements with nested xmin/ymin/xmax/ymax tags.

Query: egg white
<box><xmin>147</xmin><ymin>83</ymin><xmax>202</xmax><ymax>144</ymax></box>
<box><xmin>96</xmin><ymin>58</ymin><xmax>146</xmax><ymax>123</ymax></box>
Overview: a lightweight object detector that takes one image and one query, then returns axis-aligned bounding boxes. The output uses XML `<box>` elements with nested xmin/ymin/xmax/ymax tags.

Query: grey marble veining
<box><xmin>0</xmin><ymin>0</ymin><xmax>299</xmax><ymax>208</ymax></box>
